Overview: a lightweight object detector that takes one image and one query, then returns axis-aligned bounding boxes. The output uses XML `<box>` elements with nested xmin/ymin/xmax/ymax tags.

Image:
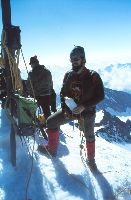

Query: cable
<box><xmin>25</xmin><ymin>134</ymin><xmax>36</xmax><ymax>200</ymax></box>
<box><xmin>20</xmin><ymin>48</ymin><xmax>36</xmax><ymax>99</ymax></box>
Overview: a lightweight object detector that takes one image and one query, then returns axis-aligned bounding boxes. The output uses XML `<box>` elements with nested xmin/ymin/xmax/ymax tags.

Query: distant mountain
<box><xmin>96</xmin><ymin>110</ymin><xmax>131</xmax><ymax>143</ymax></box>
<box><xmin>97</xmin><ymin>87</ymin><xmax>131</xmax><ymax>113</ymax></box>
<box><xmin>96</xmin><ymin>88</ymin><xmax>131</xmax><ymax>143</ymax></box>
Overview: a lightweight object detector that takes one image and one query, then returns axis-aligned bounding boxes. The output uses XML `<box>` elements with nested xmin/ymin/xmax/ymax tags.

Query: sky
<box><xmin>0</xmin><ymin>0</ymin><xmax>131</xmax><ymax>94</ymax></box>
<box><xmin>0</xmin><ymin>106</ymin><xmax>131</xmax><ymax>200</ymax></box>
<box><xmin>0</xmin><ymin>0</ymin><xmax>131</xmax><ymax>68</ymax></box>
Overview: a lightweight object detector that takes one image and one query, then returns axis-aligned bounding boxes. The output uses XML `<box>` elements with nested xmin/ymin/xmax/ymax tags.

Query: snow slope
<box><xmin>0</xmin><ymin>106</ymin><xmax>131</xmax><ymax>200</ymax></box>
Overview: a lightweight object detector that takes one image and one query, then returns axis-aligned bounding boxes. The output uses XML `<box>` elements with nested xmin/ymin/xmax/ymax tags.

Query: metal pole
<box><xmin>1</xmin><ymin>0</ymin><xmax>12</xmax><ymax>28</ymax></box>
<box><xmin>1</xmin><ymin>0</ymin><xmax>13</xmax><ymax>96</ymax></box>
<box><xmin>1</xmin><ymin>0</ymin><xmax>16</xmax><ymax>166</ymax></box>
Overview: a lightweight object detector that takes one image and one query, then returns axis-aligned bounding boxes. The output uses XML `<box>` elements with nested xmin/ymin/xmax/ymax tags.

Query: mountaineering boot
<box><xmin>86</xmin><ymin>141</ymin><xmax>97</xmax><ymax>171</ymax></box>
<box><xmin>38</xmin><ymin>128</ymin><xmax>59</xmax><ymax>156</ymax></box>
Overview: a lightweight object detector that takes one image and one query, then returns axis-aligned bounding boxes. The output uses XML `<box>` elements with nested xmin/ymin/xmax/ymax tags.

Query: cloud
<box><xmin>101</xmin><ymin>64</ymin><xmax>131</xmax><ymax>92</ymax></box>
<box><xmin>87</xmin><ymin>49</ymin><xmax>131</xmax><ymax>68</ymax></box>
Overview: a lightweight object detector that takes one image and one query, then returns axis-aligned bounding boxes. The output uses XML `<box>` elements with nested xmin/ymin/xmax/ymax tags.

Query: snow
<box><xmin>0</xmin><ymin>105</ymin><xmax>131</xmax><ymax>200</ymax></box>
<box><xmin>95</xmin><ymin>110</ymin><xmax>104</xmax><ymax>123</ymax></box>
<box><xmin>117</xmin><ymin>116</ymin><xmax>131</xmax><ymax>122</ymax></box>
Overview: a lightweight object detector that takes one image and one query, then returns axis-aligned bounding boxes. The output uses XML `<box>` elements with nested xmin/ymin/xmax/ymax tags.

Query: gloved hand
<box><xmin>72</xmin><ymin>105</ymin><xmax>85</xmax><ymax>115</ymax></box>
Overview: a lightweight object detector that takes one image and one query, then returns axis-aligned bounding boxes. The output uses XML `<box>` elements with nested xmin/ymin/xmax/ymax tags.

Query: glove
<box><xmin>72</xmin><ymin>105</ymin><xmax>85</xmax><ymax>115</ymax></box>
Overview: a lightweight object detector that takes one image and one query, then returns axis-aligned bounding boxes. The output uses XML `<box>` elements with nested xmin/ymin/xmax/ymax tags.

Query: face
<box><xmin>70</xmin><ymin>55</ymin><xmax>83</xmax><ymax>72</ymax></box>
<box><xmin>31</xmin><ymin>63</ymin><xmax>36</xmax><ymax>69</ymax></box>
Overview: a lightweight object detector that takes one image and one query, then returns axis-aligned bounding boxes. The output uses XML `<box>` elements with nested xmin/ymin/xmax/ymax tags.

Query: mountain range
<box><xmin>96</xmin><ymin>87</ymin><xmax>131</xmax><ymax>143</ymax></box>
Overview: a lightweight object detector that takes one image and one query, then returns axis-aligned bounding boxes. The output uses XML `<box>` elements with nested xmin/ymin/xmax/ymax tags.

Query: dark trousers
<box><xmin>36</xmin><ymin>95</ymin><xmax>51</xmax><ymax>119</ymax></box>
<box><xmin>47</xmin><ymin>109</ymin><xmax>95</xmax><ymax>142</ymax></box>
<box><xmin>50</xmin><ymin>89</ymin><xmax>57</xmax><ymax>112</ymax></box>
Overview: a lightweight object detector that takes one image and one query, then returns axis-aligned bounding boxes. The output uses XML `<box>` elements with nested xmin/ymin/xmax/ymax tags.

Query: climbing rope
<box><xmin>20</xmin><ymin>48</ymin><xmax>36</xmax><ymax>99</ymax></box>
<box><xmin>25</xmin><ymin>134</ymin><xmax>36</xmax><ymax>200</ymax></box>
<box><xmin>77</xmin><ymin>115</ymin><xmax>88</xmax><ymax>168</ymax></box>
<box><xmin>2</xmin><ymin>30</ymin><xmax>23</xmax><ymax>93</ymax></box>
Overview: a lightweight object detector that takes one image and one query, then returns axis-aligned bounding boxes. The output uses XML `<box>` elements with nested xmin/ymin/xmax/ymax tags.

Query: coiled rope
<box><xmin>2</xmin><ymin>30</ymin><xmax>23</xmax><ymax>93</ymax></box>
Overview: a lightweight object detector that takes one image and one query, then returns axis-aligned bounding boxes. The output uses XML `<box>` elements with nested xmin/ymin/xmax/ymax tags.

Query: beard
<box><xmin>72</xmin><ymin>65</ymin><xmax>82</xmax><ymax>72</ymax></box>
<box><xmin>72</xmin><ymin>59</ymin><xmax>85</xmax><ymax>72</ymax></box>
<box><xmin>72</xmin><ymin>61</ymin><xmax>83</xmax><ymax>72</ymax></box>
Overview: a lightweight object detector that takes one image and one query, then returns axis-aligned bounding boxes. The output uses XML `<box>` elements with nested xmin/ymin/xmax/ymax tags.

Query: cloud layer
<box><xmin>100</xmin><ymin>63</ymin><xmax>131</xmax><ymax>93</ymax></box>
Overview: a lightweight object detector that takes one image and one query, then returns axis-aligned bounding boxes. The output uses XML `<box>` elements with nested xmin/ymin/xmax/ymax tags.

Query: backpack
<box><xmin>5</xmin><ymin>94</ymin><xmax>38</xmax><ymax>136</ymax></box>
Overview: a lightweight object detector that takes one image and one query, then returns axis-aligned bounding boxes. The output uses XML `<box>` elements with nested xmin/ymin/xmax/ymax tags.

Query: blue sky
<box><xmin>0</xmin><ymin>0</ymin><xmax>131</xmax><ymax>67</ymax></box>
